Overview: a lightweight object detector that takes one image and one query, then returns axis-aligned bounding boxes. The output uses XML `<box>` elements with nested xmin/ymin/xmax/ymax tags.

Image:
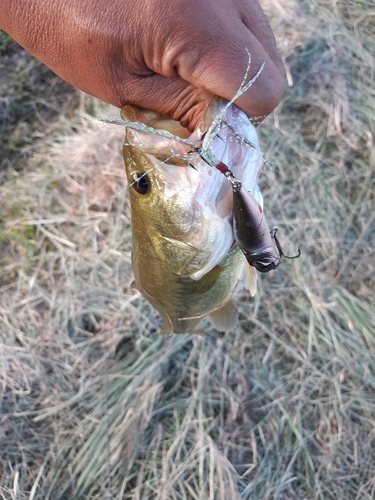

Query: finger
<box><xmin>237</xmin><ymin>0</ymin><xmax>284</xmax><ymax>76</ymax></box>
<box><xmin>118</xmin><ymin>73</ymin><xmax>212</xmax><ymax>132</ymax></box>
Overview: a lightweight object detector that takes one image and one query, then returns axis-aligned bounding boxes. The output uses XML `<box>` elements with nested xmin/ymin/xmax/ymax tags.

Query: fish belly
<box><xmin>132</xmin><ymin>243</ymin><xmax>244</xmax><ymax>334</ymax></box>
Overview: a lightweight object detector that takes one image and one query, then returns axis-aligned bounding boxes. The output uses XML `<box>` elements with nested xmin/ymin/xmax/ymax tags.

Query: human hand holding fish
<box><xmin>1</xmin><ymin>0</ymin><xmax>284</xmax><ymax>129</ymax></box>
<box><xmin>1</xmin><ymin>0</ymin><xmax>295</xmax><ymax>334</ymax></box>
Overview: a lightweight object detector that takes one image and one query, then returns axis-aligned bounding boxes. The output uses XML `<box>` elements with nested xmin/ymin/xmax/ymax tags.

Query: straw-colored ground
<box><xmin>1</xmin><ymin>0</ymin><xmax>374</xmax><ymax>498</ymax></box>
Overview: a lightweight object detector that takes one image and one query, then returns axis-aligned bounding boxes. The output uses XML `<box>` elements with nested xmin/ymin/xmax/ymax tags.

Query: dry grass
<box><xmin>1</xmin><ymin>0</ymin><xmax>375</xmax><ymax>498</ymax></box>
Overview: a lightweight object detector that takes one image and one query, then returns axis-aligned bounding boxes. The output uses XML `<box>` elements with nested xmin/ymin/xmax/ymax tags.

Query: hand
<box><xmin>1</xmin><ymin>0</ymin><xmax>285</xmax><ymax>130</ymax></box>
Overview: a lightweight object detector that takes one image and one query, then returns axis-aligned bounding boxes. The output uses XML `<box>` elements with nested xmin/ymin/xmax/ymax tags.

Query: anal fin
<box><xmin>208</xmin><ymin>299</ymin><xmax>238</xmax><ymax>332</ymax></box>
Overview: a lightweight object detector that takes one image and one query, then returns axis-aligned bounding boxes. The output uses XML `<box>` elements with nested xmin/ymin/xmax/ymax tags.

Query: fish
<box><xmin>121</xmin><ymin>98</ymin><xmax>264</xmax><ymax>334</ymax></box>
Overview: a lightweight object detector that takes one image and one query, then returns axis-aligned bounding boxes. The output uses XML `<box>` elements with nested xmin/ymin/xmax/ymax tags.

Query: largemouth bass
<box><xmin>121</xmin><ymin>99</ymin><xmax>263</xmax><ymax>334</ymax></box>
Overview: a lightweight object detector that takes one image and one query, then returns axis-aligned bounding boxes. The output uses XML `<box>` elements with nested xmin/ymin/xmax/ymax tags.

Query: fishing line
<box><xmin>102</xmin><ymin>114</ymin><xmax>200</xmax><ymax>150</ymax></box>
<box><xmin>203</xmin><ymin>51</ymin><xmax>265</xmax><ymax>152</ymax></box>
<box><xmin>112</xmin><ymin>169</ymin><xmax>154</xmax><ymax>198</ymax></box>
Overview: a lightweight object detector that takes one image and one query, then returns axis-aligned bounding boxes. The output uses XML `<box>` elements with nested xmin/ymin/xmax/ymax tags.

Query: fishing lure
<box><xmin>191</xmin><ymin>144</ymin><xmax>300</xmax><ymax>273</ymax></box>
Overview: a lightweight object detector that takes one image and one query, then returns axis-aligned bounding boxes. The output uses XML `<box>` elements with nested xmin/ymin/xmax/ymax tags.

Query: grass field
<box><xmin>1</xmin><ymin>0</ymin><xmax>374</xmax><ymax>498</ymax></box>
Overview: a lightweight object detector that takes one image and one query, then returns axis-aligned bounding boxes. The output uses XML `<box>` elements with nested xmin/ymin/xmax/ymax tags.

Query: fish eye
<box><xmin>132</xmin><ymin>171</ymin><xmax>149</xmax><ymax>195</ymax></box>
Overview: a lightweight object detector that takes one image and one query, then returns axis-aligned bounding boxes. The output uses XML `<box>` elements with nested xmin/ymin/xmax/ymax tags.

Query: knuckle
<box><xmin>245</xmin><ymin>63</ymin><xmax>285</xmax><ymax>117</ymax></box>
<box><xmin>265</xmin><ymin>70</ymin><xmax>285</xmax><ymax>107</ymax></box>
<box><xmin>160</xmin><ymin>36</ymin><xmax>210</xmax><ymax>80</ymax></box>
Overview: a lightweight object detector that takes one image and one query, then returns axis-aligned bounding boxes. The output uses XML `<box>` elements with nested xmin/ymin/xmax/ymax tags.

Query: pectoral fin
<box><xmin>242</xmin><ymin>260</ymin><xmax>257</xmax><ymax>297</ymax></box>
<box><xmin>208</xmin><ymin>299</ymin><xmax>238</xmax><ymax>332</ymax></box>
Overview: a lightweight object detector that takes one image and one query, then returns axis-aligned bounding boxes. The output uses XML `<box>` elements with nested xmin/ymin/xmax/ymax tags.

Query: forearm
<box><xmin>1</xmin><ymin>0</ymin><xmax>62</xmax><ymax>58</ymax></box>
<box><xmin>1</xmin><ymin>1</ymin><xmax>73</xmax><ymax>82</ymax></box>
<box><xmin>0</xmin><ymin>0</ymin><xmax>118</xmax><ymax>102</ymax></box>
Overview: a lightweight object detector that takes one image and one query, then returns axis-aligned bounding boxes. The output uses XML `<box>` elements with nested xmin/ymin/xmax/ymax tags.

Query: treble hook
<box><xmin>270</xmin><ymin>227</ymin><xmax>301</xmax><ymax>260</ymax></box>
